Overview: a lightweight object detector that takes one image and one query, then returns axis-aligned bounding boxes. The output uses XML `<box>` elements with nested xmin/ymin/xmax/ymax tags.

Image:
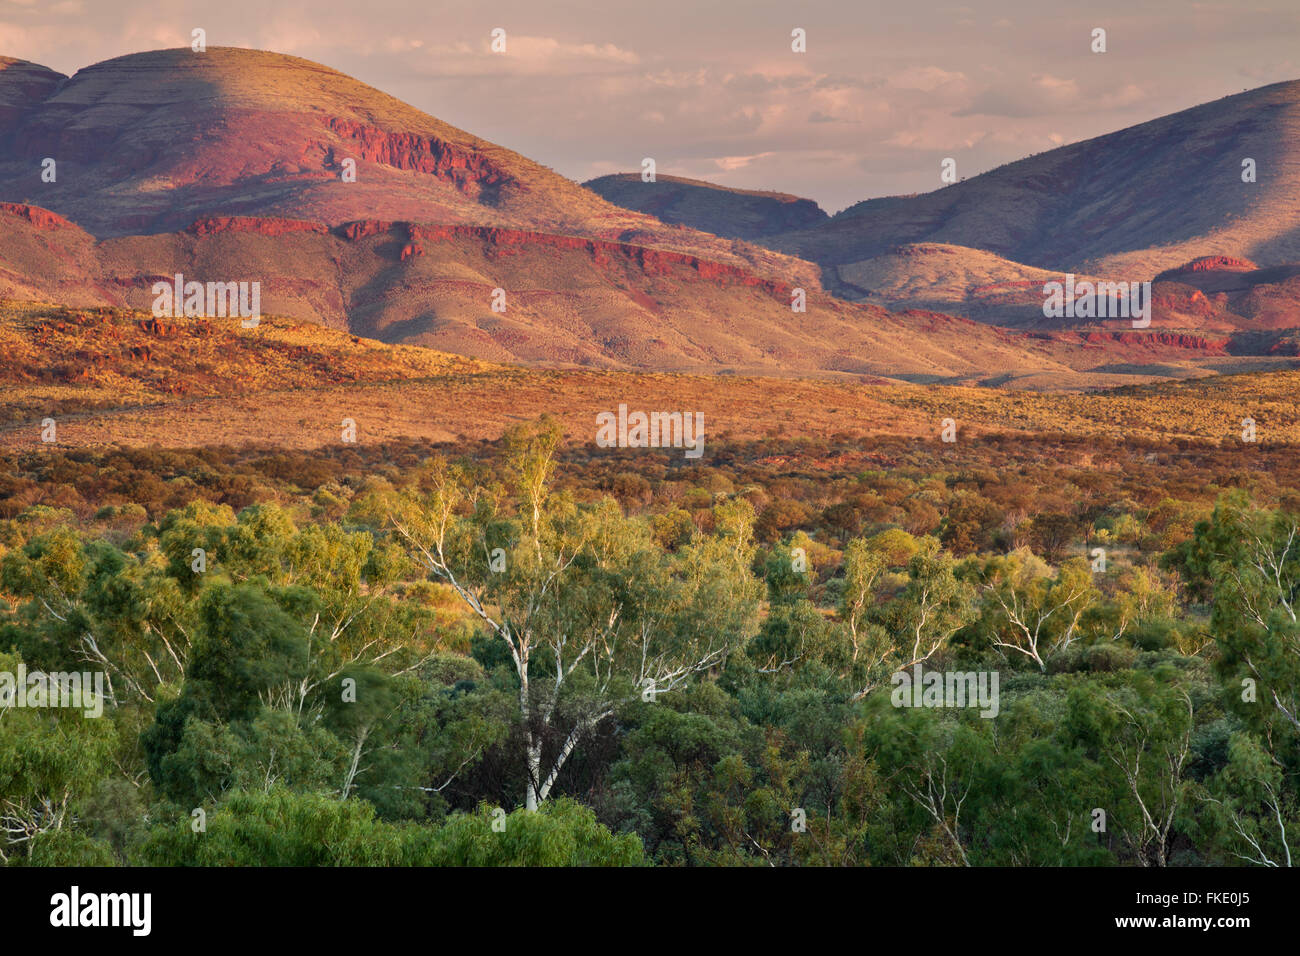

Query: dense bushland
<box><xmin>1</xmin><ymin>421</ymin><xmax>1297</xmax><ymax>866</ymax></box>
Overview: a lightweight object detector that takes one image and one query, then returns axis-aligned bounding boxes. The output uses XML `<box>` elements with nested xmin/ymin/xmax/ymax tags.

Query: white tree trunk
<box><xmin>525</xmin><ymin>737</ymin><xmax>542</xmax><ymax>811</ymax></box>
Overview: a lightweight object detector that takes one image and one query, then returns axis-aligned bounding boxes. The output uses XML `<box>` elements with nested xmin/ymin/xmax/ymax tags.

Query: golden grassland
<box><xmin>1</xmin><ymin>301</ymin><xmax>1298</xmax><ymax>451</ymax></box>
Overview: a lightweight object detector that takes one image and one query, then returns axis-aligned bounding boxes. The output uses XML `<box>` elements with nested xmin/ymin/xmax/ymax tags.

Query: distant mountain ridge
<box><xmin>584</xmin><ymin>81</ymin><xmax>1300</xmax><ymax>331</ymax></box>
<box><xmin>770</xmin><ymin>79</ymin><xmax>1300</xmax><ymax>283</ymax></box>
<box><xmin>583</xmin><ymin>173</ymin><xmax>828</xmax><ymax>239</ymax></box>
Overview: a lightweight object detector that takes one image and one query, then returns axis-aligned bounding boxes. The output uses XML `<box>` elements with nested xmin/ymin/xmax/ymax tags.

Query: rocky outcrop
<box><xmin>339</xmin><ymin>220</ymin><xmax>392</xmax><ymax>241</ymax></box>
<box><xmin>1027</xmin><ymin>330</ymin><xmax>1229</xmax><ymax>352</ymax></box>
<box><xmin>334</xmin><ymin>219</ymin><xmax>797</xmax><ymax>296</ymax></box>
<box><xmin>0</xmin><ymin>202</ymin><xmax>75</xmax><ymax>229</ymax></box>
<box><xmin>326</xmin><ymin>118</ymin><xmax>518</xmax><ymax>199</ymax></box>
<box><xmin>1156</xmin><ymin>255</ymin><xmax>1260</xmax><ymax>280</ymax></box>
<box><xmin>187</xmin><ymin>217</ymin><xmax>331</xmax><ymax>238</ymax></box>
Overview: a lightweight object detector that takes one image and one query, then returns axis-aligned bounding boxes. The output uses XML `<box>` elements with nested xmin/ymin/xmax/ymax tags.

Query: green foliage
<box><xmin>404</xmin><ymin>799</ymin><xmax>645</xmax><ymax>866</ymax></box>
<box><xmin>141</xmin><ymin>789</ymin><xmax>406</xmax><ymax>866</ymax></box>
<box><xmin>141</xmin><ymin>791</ymin><xmax>643</xmax><ymax>867</ymax></box>
<box><xmin>2</xmin><ymin>431</ymin><xmax>1300</xmax><ymax>868</ymax></box>
<box><xmin>0</xmin><ymin>651</ymin><xmax>120</xmax><ymax>864</ymax></box>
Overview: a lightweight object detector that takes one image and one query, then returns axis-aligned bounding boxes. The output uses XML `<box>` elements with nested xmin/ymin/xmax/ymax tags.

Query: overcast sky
<box><xmin>3</xmin><ymin>0</ymin><xmax>1297</xmax><ymax>212</ymax></box>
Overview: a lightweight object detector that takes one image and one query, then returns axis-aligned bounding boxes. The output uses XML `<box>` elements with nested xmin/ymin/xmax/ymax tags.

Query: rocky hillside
<box><xmin>0</xmin><ymin>48</ymin><xmax>814</xmax><ymax>285</ymax></box>
<box><xmin>769</xmin><ymin>80</ymin><xmax>1300</xmax><ymax>288</ymax></box>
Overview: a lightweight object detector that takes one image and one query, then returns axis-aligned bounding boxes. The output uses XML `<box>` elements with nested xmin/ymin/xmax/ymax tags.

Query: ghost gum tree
<box><xmin>845</xmin><ymin>537</ymin><xmax>975</xmax><ymax>700</ymax></box>
<box><xmin>390</xmin><ymin>418</ymin><xmax>761</xmax><ymax>810</ymax></box>
<box><xmin>1164</xmin><ymin>493</ymin><xmax>1300</xmax><ymax>745</ymax></box>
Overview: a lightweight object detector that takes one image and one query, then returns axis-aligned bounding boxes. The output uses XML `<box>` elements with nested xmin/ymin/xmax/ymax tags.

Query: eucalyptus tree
<box><xmin>1170</xmin><ymin>494</ymin><xmax>1300</xmax><ymax>744</ymax></box>
<box><xmin>390</xmin><ymin>418</ymin><xmax>761</xmax><ymax>810</ymax></box>
<box><xmin>845</xmin><ymin>537</ymin><xmax>975</xmax><ymax>700</ymax></box>
<box><xmin>969</xmin><ymin>552</ymin><xmax>1100</xmax><ymax>672</ymax></box>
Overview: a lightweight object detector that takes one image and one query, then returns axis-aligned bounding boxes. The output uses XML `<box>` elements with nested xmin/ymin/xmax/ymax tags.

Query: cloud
<box><xmin>256</xmin><ymin>18</ymin><xmax>322</xmax><ymax>54</ymax></box>
<box><xmin>954</xmin><ymin>74</ymin><xmax>1148</xmax><ymax>118</ymax></box>
<box><xmin>888</xmin><ymin>65</ymin><xmax>967</xmax><ymax>93</ymax></box>
<box><xmin>712</xmin><ymin>151</ymin><xmax>775</xmax><ymax>172</ymax></box>
<box><xmin>956</xmin><ymin>73</ymin><xmax>1080</xmax><ymax>117</ymax></box>
<box><xmin>0</xmin><ymin>20</ymin><xmax>29</xmax><ymax>49</ymax></box>
<box><xmin>489</xmin><ymin>35</ymin><xmax>639</xmax><ymax>68</ymax></box>
<box><xmin>0</xmin><ymin>0</ymin><xmax>1290</xmax><ymax>213</ymax></box>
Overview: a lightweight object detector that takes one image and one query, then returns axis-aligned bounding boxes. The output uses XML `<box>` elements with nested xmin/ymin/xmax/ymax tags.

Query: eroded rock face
<box><xmin>1075</xmin><ymin>330</ymin><xmax>1229</xmax><ymax>351</ymax></box>
<box><xmin>0</xmin><ymin>201</ymin><xmax>75</xmax><ymax>229</ymax></box>
<box><xmin>1155</xmin><ymin>255</ymin><xmax>1260</xmax><ymax>280</ymax></box>
<box><xmin>187</xmin><ymin>217</ymin><xmax>330</xmax><ymax>238</ymax></box>
<box><xmin>325</xmin><ymin>118</ymin><xmax>518</xmax><ymax>199</ymax></box>
<box><xmin>1182</xmin><ymin>256</ymin><xmax>1259</xmax><ymax>274</ymax></box>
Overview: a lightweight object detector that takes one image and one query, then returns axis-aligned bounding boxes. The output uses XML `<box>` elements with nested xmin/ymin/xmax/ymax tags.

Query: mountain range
<box><xmin>594</xmin><ymin>81</ymin><xmax>1300</xmax><ymax>336</ymax></box>
<box><xmin>2</xmin><ymin>48</ymin><xmax>1299</xmax><ymax>388</ymax></box>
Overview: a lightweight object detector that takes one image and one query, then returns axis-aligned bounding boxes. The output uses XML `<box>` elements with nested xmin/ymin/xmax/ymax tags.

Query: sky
<box><xmin>2</xmin><ymin>0</ymin><xmax>1298</xmax><ymax>213</ymax></box>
